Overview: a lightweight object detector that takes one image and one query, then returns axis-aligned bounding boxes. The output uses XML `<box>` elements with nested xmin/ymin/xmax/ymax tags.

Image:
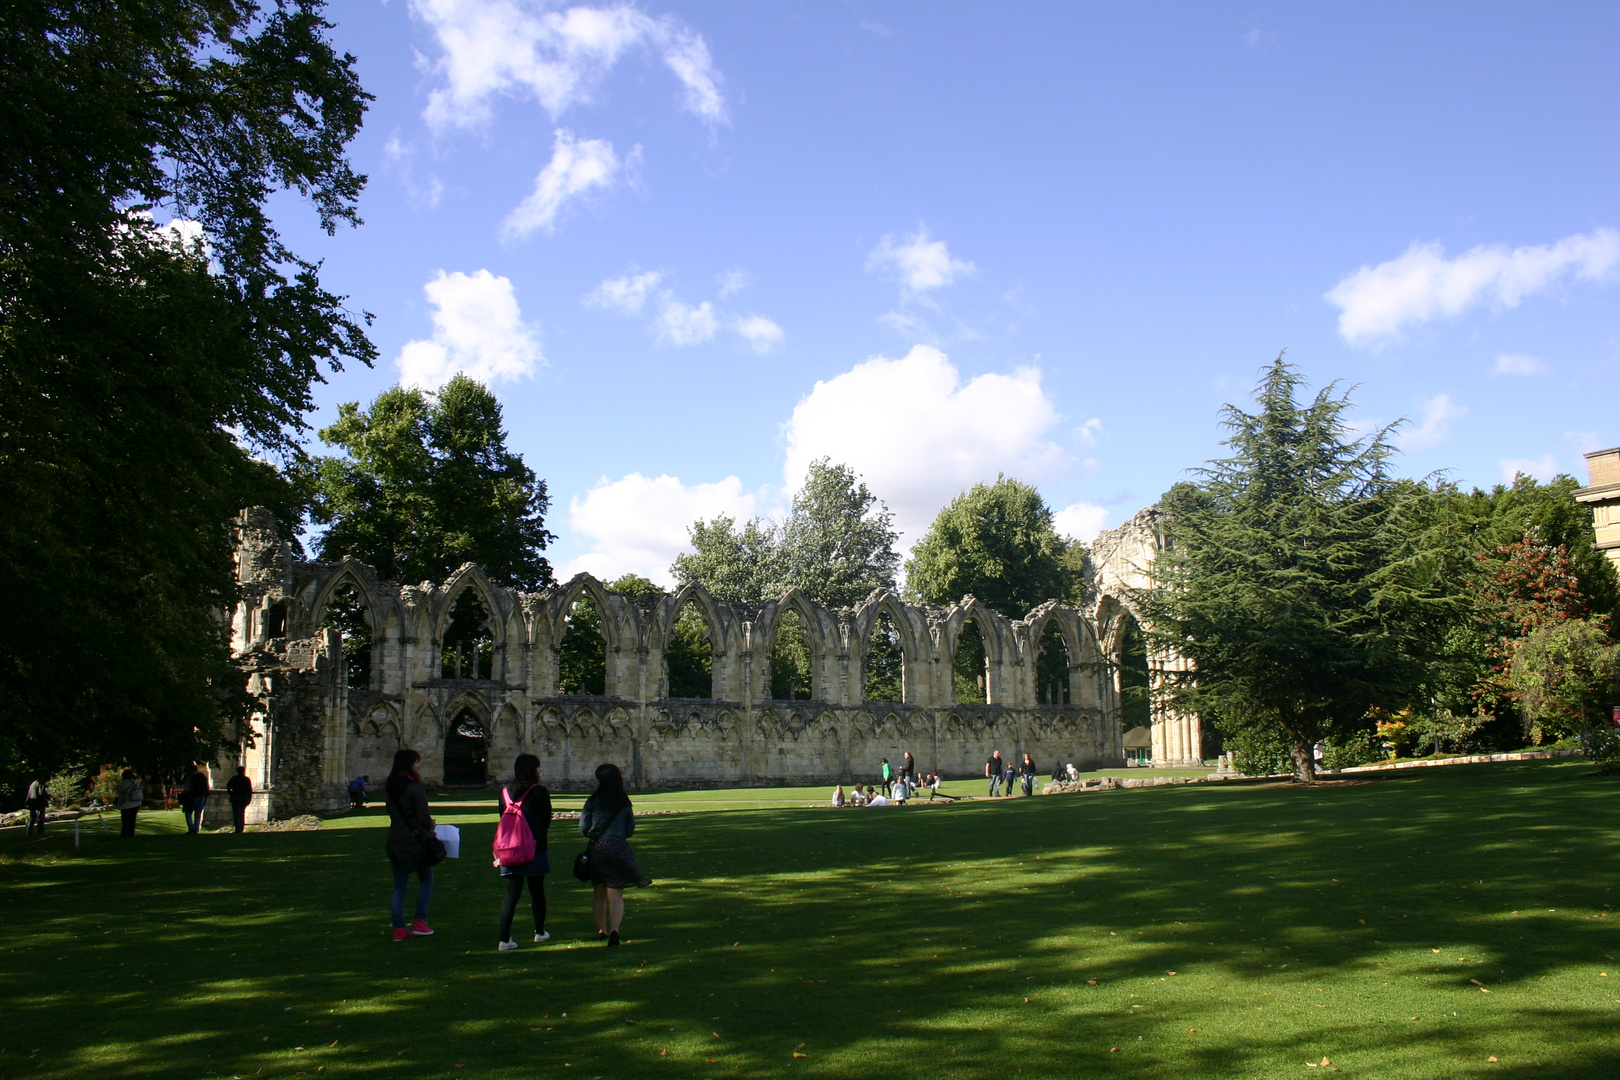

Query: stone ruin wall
<box><xmin>1085</xmin><ymin>507</ymin><xmax>1201</xmax><ymax>767</ymax></box>
<box><xmin>221</xmin><ymin>506</ymin><xmax>1191</xmax><ymax>820</ymax></box>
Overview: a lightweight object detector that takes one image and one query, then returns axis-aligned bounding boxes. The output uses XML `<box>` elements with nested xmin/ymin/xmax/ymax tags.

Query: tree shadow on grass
<box><xmin>0</xmin><ymin>762</ymin><xmax>1615</xmax><ymax>1079</ymax></box>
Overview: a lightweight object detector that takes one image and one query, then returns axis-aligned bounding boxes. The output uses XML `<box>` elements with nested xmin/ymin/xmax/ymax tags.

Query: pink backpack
<box><xmin>493</xmin><ymin>785</ymin><xmax>538</xmax><ymax>867</ymax></box>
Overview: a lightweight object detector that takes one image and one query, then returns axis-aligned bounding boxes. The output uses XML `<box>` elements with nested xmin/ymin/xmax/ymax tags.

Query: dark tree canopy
<box><xmin>905</xmin><ymin>476</ymin><xmax>1082</xmax><ymax>614</ymax></box>
<box><xmin>0</xmin><ymin>0</ymin><xmax>372</xmax><ymax>781</ymax></box>
<box><xmin>309</xmin><ymin>375</ymin><xmax>554</xmax><ymax>590</ymax></box>
<box><xmin>1141</xmin><ymin>358</ymin><xmax>1457</xmax><ymax>782</ymax></box>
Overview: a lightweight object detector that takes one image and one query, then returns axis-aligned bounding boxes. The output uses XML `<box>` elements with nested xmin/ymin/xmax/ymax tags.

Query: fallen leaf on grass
<box><xmin>659</xmin><ymin>1050</ymin><xmax>668</xmax><ymax>1057</ymax></box>
<box><xmin>792</xmin><ymin>1053</ymin><xmax>808</xmax><ymax>1059</ymax></box>
<box><xmin>1471</xmin><ymin>980</ymin><xmax>1491</xmax><ymax>992</ymax></box>
<box><xmin>1086</xmin><ymin>979</ymin><xmax>1098</xmax><ymax>986</ymax></box>
<box><xmin>796</xmin><ymin>1044</ymin><xmax>806</xmax><ymax>1050</ymax></box>
<box><xmin>1188</xmin><ymin>1028</ymin><xmax>1197</xmax><ymax>1034</ymax></box>
<box><xmin>1109</xmin><ymin>1048</ymin><xmax>1119</xmax><ymax>1053</ymax></box>
<box><xmin>328</xmin><ymin>1041</ymin><xmax>338</xmax><ymax>1048</ymax></box>
<box><xmin>1432</xmin><ymin>949</ymin><xmax>1441</xmax><ymax>953</ymax></box>
<box><xmin>1488</xmin><ymin>1057</ymin><xmax>1499</xmax><ymax>1063</ymax></box>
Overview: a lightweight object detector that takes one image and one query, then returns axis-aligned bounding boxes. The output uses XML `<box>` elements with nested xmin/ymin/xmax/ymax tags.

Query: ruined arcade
<box><xmin>222</xmin><ymin>507</ymin><xmax>1195</xmax><ymax>821</ymax></box>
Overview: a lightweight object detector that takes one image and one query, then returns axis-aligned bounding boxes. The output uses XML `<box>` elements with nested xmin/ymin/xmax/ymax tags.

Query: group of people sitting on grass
<box><xmin>829</xmin><ymin>769</ymin><xmax>950</xmax><ymax>807</ymax></box>
<box><xmin>827</xmin><ymin>750</ymin><xmax>1089</xmax><ymax>807</ymax></box>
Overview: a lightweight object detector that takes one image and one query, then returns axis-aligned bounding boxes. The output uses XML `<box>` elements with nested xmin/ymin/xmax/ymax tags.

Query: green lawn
<box><xmin>2</xmin><ymin>760</ymin><xmax>1616</xmax><ymax>1078</ymax></box>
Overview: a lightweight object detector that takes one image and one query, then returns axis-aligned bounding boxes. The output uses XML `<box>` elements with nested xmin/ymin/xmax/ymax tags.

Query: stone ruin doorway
<box><xmin>443</xmin><ymin>710</ymin><xmax>489</xmax><ymax>786</ymax></box>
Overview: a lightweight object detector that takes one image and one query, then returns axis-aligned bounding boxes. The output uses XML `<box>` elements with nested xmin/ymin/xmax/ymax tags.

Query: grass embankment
<box><xmin>1</xmin><ymin>760</ymin><xmax>1615</xmax><ymax>1078</ymax></box>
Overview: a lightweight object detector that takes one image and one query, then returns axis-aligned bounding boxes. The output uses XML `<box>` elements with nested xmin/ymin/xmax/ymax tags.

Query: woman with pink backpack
<box><xmin>493</xmin><ymin>753</ymin><xmax>553</xmax><ymax>952</ymax></box>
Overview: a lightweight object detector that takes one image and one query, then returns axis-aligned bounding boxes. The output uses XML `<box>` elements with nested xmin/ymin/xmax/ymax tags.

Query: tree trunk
<box><xmin>1291</xmin><ymin>736</ymin><xmax>1317</xmax><ymax>783</ymax></box>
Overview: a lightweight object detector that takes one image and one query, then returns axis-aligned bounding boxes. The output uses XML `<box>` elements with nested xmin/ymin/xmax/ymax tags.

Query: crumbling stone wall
<box><xmin>1086</xmin><ymin>507</ymin><xmax>1201</xmax><ymax>766</ymax></box>
<box><xmin>224</xmin><ymin>507</ymin><xmax>1156</xmax><ymax>815</ymax></box>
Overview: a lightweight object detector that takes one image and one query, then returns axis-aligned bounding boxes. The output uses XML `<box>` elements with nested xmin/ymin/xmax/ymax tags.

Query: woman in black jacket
<box><xmin>384</xmin><ymin>749</ymin><xmax>437</xmax><ymax>942</ymax></box>
<box><xmin>496</xmin><ymin>753</ymin><xmax>553</xmax><ymax>951</ymax></box>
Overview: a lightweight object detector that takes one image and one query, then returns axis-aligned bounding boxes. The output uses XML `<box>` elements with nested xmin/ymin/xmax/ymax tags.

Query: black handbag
<box><xmin>572</xmin><ymin>806</ymin><xmax>622</xmax><ymax>882</ymax></box>
<box><xmin>416</xmin><ymin>825</ymin><xmax>448</xmax><ymax>867</ymax></box>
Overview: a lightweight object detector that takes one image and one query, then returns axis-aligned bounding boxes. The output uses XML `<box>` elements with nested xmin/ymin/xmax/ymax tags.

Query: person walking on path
<box><xmin>880</xmin><ymin>758</ymin><xmax>893</xmax><ymax>798</ymax></box>
<box><xmin>181</xmin><ymin>765</ymin><xmax>209</xmax><ymax>834</ymax></box>
<box><xmin>580</xmin><ymin>762</ymin><xmax>651</xmax><ymax>948</ymax></box>
<box><xmin>985</xmin><ymin>750</ymin><xmax>1004</xmax><ymax>797</ymax></box>
<box><xmin>901</xmin><ymin>752</ymin><xmax>916</xmax><ymax>784</ymax></box>
<box><xmin>1003</xmin><ymin>760</ymin><xmax>1017</xmax><ymax>797</ymax></box>
<box><xmin>495</xmin><ymin>753</ymin><xmax>553</xmax><ymax>951</ymax></box>
<box><xmin>226</xmin><ymin>767</ymin><xmax>253</xmax><ymax>834</ymax></box>
<box><xmin>1019</xmin><ymin>753</ymin><xmax>1037</xmax><ymax>797</ymax></box>
<box><xmin>115</xmin><ymin>770</ymin><xmax>142</xmax><ymax>837</ymax></box>
<box><xmin>24</xmin><ymin>776</ymin><xmax>48</xmax><ymax>839</ymax></box>
<box><xmin>384</xmin><ymin>749</ymin><xmax>437</xmax><ymax>942</ymax></box>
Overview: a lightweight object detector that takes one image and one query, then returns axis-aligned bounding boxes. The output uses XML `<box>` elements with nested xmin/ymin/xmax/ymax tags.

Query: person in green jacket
<box><xmin>880</xmin><ymin>758</ymin><xmax>892</xmax><ymax>798</ymax></box>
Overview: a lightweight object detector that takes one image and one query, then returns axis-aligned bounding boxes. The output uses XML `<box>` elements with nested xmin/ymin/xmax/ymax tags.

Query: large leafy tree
<box><xmin>905</xmin><ymin>475</ymin><xmax>1082</xmax><ymax>614</ymax></box>
<box><xmin>778</xmin><ymin>459</ymin><xmax>900</xmax><ymax>608</ymax></box>
<box><xmin>671</xmin><ymin>459</ymin><xmax>899</xmax><ymax>609</ymax></box>
<box><xmin>1428</xmin><ymin>477</ymin><xmax>1618</xmax><ymax>734</ymax></box>
<box><xmin>0</xmin><ymin>0</ymin><xmax>372</xmax><ymax>781</ymax></box>
<box><xmin>308</xmin><ymin>375</ymin><xmax>554</xmax><ymax>590</ymax></box>
<box><xmin>1142</xmin><ymin>358</ymin><xmax>1458</xmax><ymax>782</ymax></box>
<box><xmin>669</xmin><ymin>516</ymin><xmax>780</xmax><ymax>604</ymax></box>
<box><xmin>1509</xmin><ymin>619</ymin><xmax>1620</xmax><ymax>761</ymax></box>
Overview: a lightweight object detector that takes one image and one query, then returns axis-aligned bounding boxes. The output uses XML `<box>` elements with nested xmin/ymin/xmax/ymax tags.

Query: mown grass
<box><xmin>1</xmin><ymin>760</ymin><xmax>1616</xmax><ymax>1079</ymax></box>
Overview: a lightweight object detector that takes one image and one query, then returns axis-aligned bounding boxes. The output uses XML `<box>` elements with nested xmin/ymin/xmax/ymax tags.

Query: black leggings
<box><xmin>499</xmin><ymin>875</ymin><xmax>547</xmax><ymax>942</ymax></box>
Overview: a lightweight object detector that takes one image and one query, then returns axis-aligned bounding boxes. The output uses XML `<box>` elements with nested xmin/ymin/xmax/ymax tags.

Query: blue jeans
<box><xmin>183</xmin><ymin>796</ymin><xmax>207</xmax><ymax>833</ymax></box>
<box><xmin>988</xmin><ymin>774</ymin><xmax>1001</xmax><ymax>796</ymax></box>
<box><xmin>392</xmin><ymin>867</ymin><xmax>434</xmax><ymax>928</ymax></box>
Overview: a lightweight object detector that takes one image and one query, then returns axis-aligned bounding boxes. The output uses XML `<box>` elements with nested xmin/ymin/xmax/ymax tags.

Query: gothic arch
<box><xmin>435</xmin><ymin>564</ymin><xmax>508</xmax><ymax>645</ymax></box>
<box><xmin>306</xmin><ymin>559</ymin><xmax>391</xmax><ymax>636</ymax></box>
<box><xmin>755</xmin><ymin>587</ymin><xmax>833</xmax><ymax>656</ymax></box>
<box><xmin>940</xmin><ymin>596</ymin><xmax>1006</xmax><ymax>664</ymax></box>
<box><xmin>547</xmin><ymin>573</ymin><xmax>625</xmax><ymax>651</ymax></box>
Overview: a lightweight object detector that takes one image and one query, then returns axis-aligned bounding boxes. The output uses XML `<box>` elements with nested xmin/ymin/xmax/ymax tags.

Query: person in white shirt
<box><xmin>831</xmin><ymin>785</ymin><xmax>846</xmax><ymax>807</ymax></box>
<box><xmin>867</xmin><ymin>792</ymin><xmax>890</xmax><ymax>807</ymax></box>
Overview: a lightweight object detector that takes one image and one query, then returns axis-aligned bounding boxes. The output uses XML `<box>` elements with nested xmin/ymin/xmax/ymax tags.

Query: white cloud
<box><xmin>1567</xmin><ymin>431</ymin><xmax>1605</xmax><ymax>454</ymax></box>
<box><xmin>867</xmin><ymin>225</ymin><xmax>976</xmax><ymax>297</ymax></box>
<box><xmin>502</xmin><ymin>129</ymin><xmax>624</xmax><ymax>240</ymax></box>
<box><xmin>1243</xmin><ymin>28</ymin><xmax>1278</xmax><ymax>48</ymax></box>
<box><xmin>1326</xmin><ymin>228</ymin><xmax>1620</xmax><ymax>344</ymax></box>
<box><xmin>1397</xmin><ymin>393</ymin><xmax>1466</xmax><ymax>451</ymax></box>
<box><xmin>1494</xmin><ymin>353</ymin><xmax>1548</xmax><ymax>376</ymax></box>
<box><xmin>395</xmin><ymin>270</ymin><xmax>543</xmax><ymax>387</ymax></box>
<box><xmin>412</xmin><ymin>0</ymin><xmax>727</xmax><ymax>129</ymax></box>
<box><xmin>585</xmin><ymin>270</ymin><xmax>663</xmax><ymax>313</ymax></box>
<box><xmin>1499</xmin><ymin>455</ymin><xmax>1559</xmax><ymax>484</ymax></box>
<box><xmin>781</xmin><ymin>345</ymin><xmax>1071</xmax><ymax>552</ymax></box>
<box><xmin>653</xmin><ymin>299</ymin><xmax>718</xmax><ymax>346</ymax></box>
<box><xmin>734</xmin><ymin>314</ymin><xmax>784</xmax><ymax>353</ymax></box>
<box><xmin>1076</xmin><ymin>417</ymin><xmax>1103</xmax><ymax>446</ymax></box>
<box><xmin>716</xmin><ymin>268</ymin><xmax>752</xmax><ymax>298</ymax></box>
<box><xmin>1053</xmin><ymin>502</ymin><xmax>1109</xmax><ymax>545</ymax></box>
<box><xmin>561</xmin><ymin>473</ymin><xmax>757</xmax><ymax>585</ymax></box>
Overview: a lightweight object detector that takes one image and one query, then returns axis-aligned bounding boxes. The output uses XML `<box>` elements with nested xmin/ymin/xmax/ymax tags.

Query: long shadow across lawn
<box><xmin>0</xmin><ymin>760</ymin><xmax>1615</xmax><ymax>1079</ymax></box>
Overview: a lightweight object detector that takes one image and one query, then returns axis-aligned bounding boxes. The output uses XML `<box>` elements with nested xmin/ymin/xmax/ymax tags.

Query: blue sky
<box><xmin>281</xmin><ymin>1</ymin><xmax>1620</xmax><ymax>585</ymax></box>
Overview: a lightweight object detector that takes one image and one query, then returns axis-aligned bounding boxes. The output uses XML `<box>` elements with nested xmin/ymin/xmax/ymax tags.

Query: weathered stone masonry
<box><xmin>222</xmin><ymin>506</ymin><xmax>1190</xmax><ymax>820</ymax></box>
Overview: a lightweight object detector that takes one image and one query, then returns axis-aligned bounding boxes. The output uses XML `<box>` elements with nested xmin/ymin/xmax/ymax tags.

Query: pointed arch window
<box><xmin>441</xmin><ymin>589</ymin><xmax>495</xmax><ymax>681</ymax></box>
<box><xmin>666</xmin><ymin>601</ymin><xmax>713</xmax><ymax>699</ymax></box>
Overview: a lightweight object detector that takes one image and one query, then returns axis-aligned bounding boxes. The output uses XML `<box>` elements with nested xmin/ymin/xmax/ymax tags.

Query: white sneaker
<box><xmin>533</xmin><ymin>931</ymin><xmax>551</xmax><ymax>944</ymax></box>
<box><xmin>498</xmin><ymin>940</ymin><xmax>519</xmax><ymax>951</ymax></box>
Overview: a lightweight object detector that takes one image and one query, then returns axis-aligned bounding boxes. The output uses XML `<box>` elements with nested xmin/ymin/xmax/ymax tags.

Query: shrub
<box><xmin>1323</xmin><ymin>733</ymin><xmax>1382</xmax><ymax>770</ymax></box>
<box><xmin>46</xmin><ymin>772</ymin><xmax>86</xmax><ymax>808</ymax></box>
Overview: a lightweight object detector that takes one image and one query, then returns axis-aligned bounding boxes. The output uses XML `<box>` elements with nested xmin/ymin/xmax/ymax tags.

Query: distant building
<box><xmin>1575</xmin><ymin>447</ymin><xmax>1620</xmax><ymax>574</ymax></box>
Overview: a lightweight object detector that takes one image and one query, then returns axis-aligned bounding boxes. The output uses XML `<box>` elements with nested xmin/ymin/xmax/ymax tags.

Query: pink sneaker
<box><xmin>410</xmin><ymin>919</ymin><xmax>434</xmax><ymax>937</ymax></box>
<box><xmin>392</xmin><ymin>927</ymin><xmax>410</xmax><ymax>942</ymax></box>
